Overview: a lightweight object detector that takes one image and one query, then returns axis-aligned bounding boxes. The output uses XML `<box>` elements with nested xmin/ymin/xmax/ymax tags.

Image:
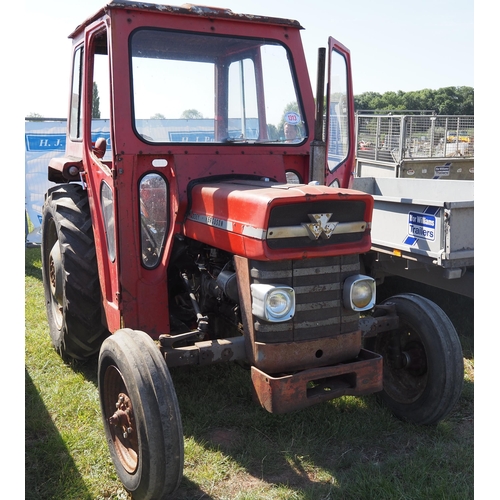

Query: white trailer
<box><xmin>352</xmin><ymin>113</ymin><xmax>474</xmax><ymax>298</ymax></box>
<box><xmin>353</xmin><ymin>176</ymin><xmax>473</xmax><ymax>298</ymax></box>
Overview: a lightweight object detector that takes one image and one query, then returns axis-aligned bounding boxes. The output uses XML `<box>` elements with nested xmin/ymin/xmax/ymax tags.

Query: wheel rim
<box><xmin>48</xmin><ymin>240</ymin><xmax>64</xmax><ymax>329</ymax></box>
<box><xmin>103</xmin><ymin>365</ymin><xmax>139</xmax><ymax>473</ymax></box>
<box><xmin>378</xmin><ymin>328</ymin><xmax>428</xmax><ymax>404</ymax></box>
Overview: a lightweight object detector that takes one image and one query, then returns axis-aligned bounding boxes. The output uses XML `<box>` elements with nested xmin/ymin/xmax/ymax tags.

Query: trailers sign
<box><xmin>408</xmin><ymin>211</ymin><xmax>436</xmax><ymax>241</ymax></box>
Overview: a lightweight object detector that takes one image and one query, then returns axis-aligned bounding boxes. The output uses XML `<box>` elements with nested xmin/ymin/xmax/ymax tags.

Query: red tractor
<box><xmin>41</xmin><ymin>2</ymin><xmax>464</xmax><ymax>498</ymax></box>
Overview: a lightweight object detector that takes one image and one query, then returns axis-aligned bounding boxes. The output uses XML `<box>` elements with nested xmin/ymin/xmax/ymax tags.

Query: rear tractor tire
<box><xmin>368</xmin><ymin>293</ymin><xmax>464</xmax><ymax>425</ymax></box>
<box><xmin>41</xmin><ymin>184</ymin><xmax>108</xmax><ymax>360</ymax></box>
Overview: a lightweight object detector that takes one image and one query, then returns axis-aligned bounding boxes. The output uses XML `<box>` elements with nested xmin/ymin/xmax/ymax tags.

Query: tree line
<box><xmin>28</xmin><ymin>84</ymin><xmax>474</xmax><ymax>120</ymax></box>
<box><xmin>354</xmin><ymin>86</ymin><xmax>473</xmax><ymax>115</ymax></box>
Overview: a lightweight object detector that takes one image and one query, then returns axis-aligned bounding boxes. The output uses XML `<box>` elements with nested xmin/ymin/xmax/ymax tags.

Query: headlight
<box><xmin>286</xmin><ymin>171</ymin><xmax>301</xmax><ymax>184</ymax></box>
<box><xmin>139</xmin><ymin>173</ymin><xmax>168</xmax><ymax>268</ymax></box>
<box><xmin>251</xmin><ymin>284</ymin><xmax>295</xmax><ymax>322</ymax></box>
<box><xmin>343</xmin><ymin>274</ymin><xmax>376</xmax><ymax>311</ymax></box>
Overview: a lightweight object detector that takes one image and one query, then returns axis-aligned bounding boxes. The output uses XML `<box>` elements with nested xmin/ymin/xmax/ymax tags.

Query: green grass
<box><xmin>25</xmin><ymin>247</ymin><xmax>474</xmax><ymax>499</ymax></box>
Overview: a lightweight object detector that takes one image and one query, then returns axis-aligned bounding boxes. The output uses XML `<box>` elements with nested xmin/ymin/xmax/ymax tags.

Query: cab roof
<box><xmin>69</xmin><ymin>1</ymin><xmax>303</xmax><ymax>38</ymax></box>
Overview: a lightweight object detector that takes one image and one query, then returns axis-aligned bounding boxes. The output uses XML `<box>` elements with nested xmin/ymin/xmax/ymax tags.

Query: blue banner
<box><xmin>25</xmin><ymin>133</ymin><xmax>66</xmax><ymax>151</ymax></box>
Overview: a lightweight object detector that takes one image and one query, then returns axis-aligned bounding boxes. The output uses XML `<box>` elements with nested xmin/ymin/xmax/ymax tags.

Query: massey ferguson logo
<box><xmin>302</xmin><ymin>213</ymin><xmax>338</xmax><ymax>240</ymax></box>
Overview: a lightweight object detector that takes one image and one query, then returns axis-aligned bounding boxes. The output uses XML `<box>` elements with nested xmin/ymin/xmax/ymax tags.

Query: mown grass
<box><xmin>25</xmin><ymin>246</ymin><xmax>474</xmax><ymax>499</ymax></box>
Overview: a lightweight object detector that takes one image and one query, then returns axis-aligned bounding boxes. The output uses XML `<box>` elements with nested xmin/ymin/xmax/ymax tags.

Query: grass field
<box><xmin>25</xmin><ymin>246</ymin><xmax>474</xmax><ymax>499</ymax></box>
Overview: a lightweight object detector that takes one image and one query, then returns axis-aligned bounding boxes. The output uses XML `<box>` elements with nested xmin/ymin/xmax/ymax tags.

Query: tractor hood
<box><xmin>184</xmin><ymin>179</ymin><xmax>373</xmax><ymax>260</ymax></box>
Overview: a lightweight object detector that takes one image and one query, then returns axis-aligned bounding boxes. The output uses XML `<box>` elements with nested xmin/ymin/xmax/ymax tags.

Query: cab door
<box><xmin>325</xmin><ymin>37</ymin><xmax>356</xmax><ymax>189</ymax></box>
<box><xmin>82</xmin><ymin>25</ymin><xmax>122</xmax><ymax>332</ymax></box>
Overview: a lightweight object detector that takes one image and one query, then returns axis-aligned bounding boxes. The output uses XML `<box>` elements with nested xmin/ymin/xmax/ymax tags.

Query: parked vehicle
<box><xmin>41</xmin><ymin>3</ymin><xmax>464</xmax><ymax>498</ymax></box>
<box><xmin>447</xmin><ymin>130</ymin><xmax>472</xmax><ymax>143</ymax></box>
<box><xmin>353</xmin><ymin>112</ymin><xmax>474</xmax><ymax>298</ymax></box>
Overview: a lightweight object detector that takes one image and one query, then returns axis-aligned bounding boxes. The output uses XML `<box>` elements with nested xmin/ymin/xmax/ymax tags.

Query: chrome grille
<box><xmin>249</xmin><ymin>255</ymin><xmax>360</xmax><ymax>342</ymax></box>
<box><xmin>267</xmin><ymin>200</ymin><xmax>368</xmax><ymax>249</ymax></box>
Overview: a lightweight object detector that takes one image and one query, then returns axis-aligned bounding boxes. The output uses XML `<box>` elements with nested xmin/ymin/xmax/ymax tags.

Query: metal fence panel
<box><xmin>357</xmin><ymin>114</ymin><xmax>474</xmax><ymax>162</ymax></box>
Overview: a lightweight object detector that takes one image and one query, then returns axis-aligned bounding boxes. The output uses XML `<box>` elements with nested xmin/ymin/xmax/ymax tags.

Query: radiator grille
<box><xmin>267</xmin><ymin>200</ymin><xmax>367</xmax><ymax>249</ymax></box>
<box><xmin>249</xmin><ymin>255</ymin><xmax>360</xmax><ymax>342</ymax></box>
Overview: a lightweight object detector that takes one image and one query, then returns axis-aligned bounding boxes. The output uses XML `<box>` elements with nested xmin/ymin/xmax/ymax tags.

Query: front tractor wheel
<box><xmin>41</xmin><ymin>184</ymin><xmax>108</xmax><ymax>360</ymax></box>
<box><xmin>98</xmin><ymin>329</ymin><xmax>184</xmax><ymax>500</ymax></box>
<box><xmin>368</xmin><ymin>293</ymin><xmax>464</xmax><ymax>425</ymax></box>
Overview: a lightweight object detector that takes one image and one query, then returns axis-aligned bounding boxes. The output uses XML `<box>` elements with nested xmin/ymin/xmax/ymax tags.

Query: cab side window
<box><xmin>69</xmin><ymin>46</ymin><xmax>84</xmax><ymax>140</ymax></box>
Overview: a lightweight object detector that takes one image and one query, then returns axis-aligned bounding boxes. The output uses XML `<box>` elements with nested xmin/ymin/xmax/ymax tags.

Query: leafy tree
<box><xmin>151</xmin><ymin>113</ymin><xmax>166</xmax><ymax>119</ymax></box>
<box><xmin>92</xmin><ymin>82</ymin><xmax>101</xmax><ymax>119</ymax></box>
<box><xmin>354</xmin><ymin>86</ymin><xmax>474</xmax><ymax>115</ymax></box>
<box><xmin>354</xmin><ymin>92</ymin><xmax>382</xmax><ymax>111</ymax></box>
<box><xmin>267</xmin><ymin>123</ymin><xmax>279</xmax><ymax>140</ymax></box>
<box><xmin>456</xmin><ymin>86</ymin><xmax>474</xmax><ymax>114</ymax></box>
<box><xmin>181</xmin><ymin>109</ymin><xmax>204</xmax><ymax>119</ymax></box>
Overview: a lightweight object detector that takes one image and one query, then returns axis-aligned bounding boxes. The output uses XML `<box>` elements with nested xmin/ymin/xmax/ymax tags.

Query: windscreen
<box><xmin>130</xmin><ymin>29</ymin><xmax>307</xmax><ymax>145</ymax></box>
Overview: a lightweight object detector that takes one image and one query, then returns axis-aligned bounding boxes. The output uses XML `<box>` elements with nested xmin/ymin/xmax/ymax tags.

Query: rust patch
<box><xmin>251</xmin><ymin>349</ymin><xmax>383</xmax><ymax>414</ymax></box>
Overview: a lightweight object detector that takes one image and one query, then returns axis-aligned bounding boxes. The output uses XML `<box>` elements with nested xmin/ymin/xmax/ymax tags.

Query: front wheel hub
<box><xmin>403</xmin><ymin>341</ymin><xmax>427</xmax><ymax>376</ymax></box>
<box><xmin>110</xmin><ymin>393</ymin><xmax>135</xmax><ymax>439</ymax></box>
<box><xmin>103</xmin><ymin>366</ymin><xmax>139</xmax><ymax>474</ymax></box>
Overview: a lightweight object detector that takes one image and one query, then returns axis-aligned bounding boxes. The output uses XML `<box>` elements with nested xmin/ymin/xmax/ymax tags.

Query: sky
<box><xmin>22</xmin><ymin>0</ymin><xmax>476</xmax><ymax>118</ymax></box>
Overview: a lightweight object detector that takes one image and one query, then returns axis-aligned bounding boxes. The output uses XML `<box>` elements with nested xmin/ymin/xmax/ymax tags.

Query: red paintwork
<box><xmin>184</xmin><ymin>181</ymin><xmax>373</xmax><ymax>260</ymax></box>
<box><xmin>54</xmin><ymin>2</ymin><xmax>362</xmax><ymax>337</ymax></box>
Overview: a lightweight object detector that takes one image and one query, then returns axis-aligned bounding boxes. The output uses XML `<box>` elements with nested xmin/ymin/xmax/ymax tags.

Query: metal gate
<box><xmin>355</xmin><ymin>113</ymin><xmax>474</xmax><ymax>180</ymax></box>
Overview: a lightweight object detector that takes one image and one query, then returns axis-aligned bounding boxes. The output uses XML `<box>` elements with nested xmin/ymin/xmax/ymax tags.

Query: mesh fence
<box><xmin>356</xmin><ymin>114</ymin><xmax>474</xmax><ymax>162</ymax></box>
